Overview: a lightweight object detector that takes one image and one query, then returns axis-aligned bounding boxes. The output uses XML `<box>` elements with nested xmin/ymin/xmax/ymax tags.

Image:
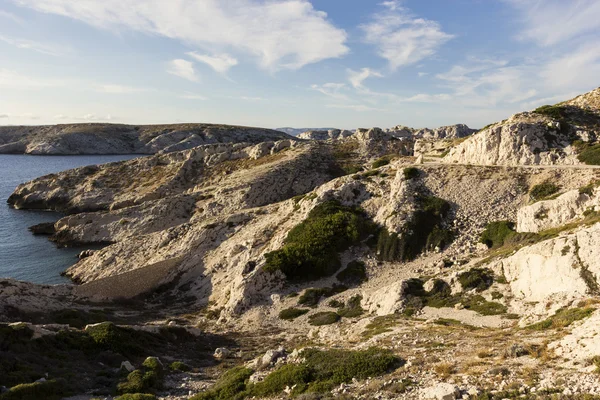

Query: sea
<box><xmin>0</xmin><ymin>154</ymin><xmax>137</xmax><ymax>284</ymax></box>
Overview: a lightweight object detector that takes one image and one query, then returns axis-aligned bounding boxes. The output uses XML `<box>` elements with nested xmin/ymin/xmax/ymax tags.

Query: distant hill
<box><xmin>276</xmin><ymin>127</ymin><xmax>338</xmax><ymax>136</ymax></box>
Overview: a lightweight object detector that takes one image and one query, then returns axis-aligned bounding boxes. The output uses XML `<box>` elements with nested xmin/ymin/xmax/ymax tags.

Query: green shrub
<box><xmin>336</xmin><ymin>260</ymin><xmax>367</xmax><ymax>285</ymax></box>
<box><xmin>190</xmin><ymin>366</ymin><xmax>253</xmax><ymax>400</ymax></box>
<box><xmin>116</xmin><ymin>395</ymin><xmax>157</xmax><ymax>400</ymax></box>
<box><xmin>579</xmin><ymin>181</ymin><xmax>599</xmax><ymax>196</ymax></box>
<box><xmin>530</xmin><ymin>182</ymin><xmax>560</xmax><ymax>202</ymax></box>
<box><xmin>463</xmin><ymin>295</ymin><xmax>507</xmax><ymax>316</ymax></box>
<box><xmin>458</xmin><ymin>268</ymin><xmax>494</xmax><ymax>292</ymax></box>
<box><xmin>248</xmin><ymin>364</ymin><xmax>313</xmax><ymax>397</ymax></box>
<box><xmin>578</xmin><ymin>143</ymin><xmax>600</xmax><ymax>165</ymax></box>
<box><xmin>372</xmin><ymin>156</ymin><xmax>393</xmax><ymax>169</ymax></box>
<box><xmin>278</xmin><ymin>308</ymin><xmax>309</xmax><ymax>320</ymax></box>
<box><xmin>337</xmin><ymin>295</ymin><xmax>364</xmax><ymax>318</ymax></box>
<box><xmin>377</xmin><ymin>196</ymin><xmax>453</xmax><ymax>262</ymax></box>
<box><xmin>533</xmin><ymin>104</ymin><xmax>566</xmax><ymax>119</ymax></box>
<box><xmin>85</xmin><ymin>322</ymin><xmax>145</xmax><ymax>356</ymax></box>
<box><xmin>169</xmin><ymin>361</ymin><xmax>191</xmax><ymax>372</ymax></box>
<box><xmin>403</xmin><ymin>167</ymin><xmax>420</xmax><ymax>180</ymax></box>
<box><xmin>117</xmin><ymin>358</ymin><xmax>163</xmax><ymax>395</ymax></box>
<box><xmin>263</xmin><ymin>201</ymin><xmax>375</xmax><ymax>281</ymax></box>
<box><xmin>308</xmin><ymin>312</ymin><xmax>341</xmax><ymax>326</ymax></box>
<box><xmin>526</xmin><ymin>307</ymin><xmax>595</xmax><ymax>330</ymax></box>
<box><xmin>479</xmin><ymin>221</ymin><xmax>516</xmax><ymax>248</ymax></box>
<box><xmin>0</xmin><ymin>379</ymin><xmax>67</xmax><ymax>400</ymax></box>
<box><xmin>298</xmin><ymin>286</ymin><xmax>347</xmax><ymax>307</ymax></box>
<box><xmin>302</xmin><ymin>348</ymin><xmax>399</xmax><ymax>384</ymax></box>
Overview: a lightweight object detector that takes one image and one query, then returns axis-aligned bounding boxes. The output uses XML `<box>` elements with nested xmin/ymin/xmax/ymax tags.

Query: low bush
<box><xmin>479</xmin><ymin>221</ymin><xmax>516</xmax><ymax>248</ymax></box>
<box><xmin>336</xmin><ymin>295</ymin><xmax>365</xmax><ymax>318</ymax></box>
<box><xmin>263</xmin><ymin>201</ymin><xmax>375</xmax><ymax>281</ymax></box>
<box><xmin>169</xmin><ymin>361</ymin><xmax>191</xmax><ymax>372</ymax></box>
<box><xmin>403</xmin><ymin>167</ymin><xmax>420</xmax><ymax>180</ymax></box>
<box><xmin>372</xmin><ymin>156</ymin><xmax>393</xmax><ymax>169</ymax></box>
<box><xmin>298</xmin><ymin>285</ymin><xmax>347</xmax><ymax>307</ymax></box>
<box><xmin>526</xmin><ymin>307</ymin><xmax>595</xmax><ymax>330</ymax></box>
<box><xmin>308</xmin><ymin>312</ymin><xmax>341</xmax><ymax>326</ymax></box>
<box><xmin>278</xmin><ymin>308</ymin><xmax>309</xmax><ymax>320</ymax></box>
<box><xmin>117</xmin><ymin>358</ymin><xmax>163</xmax><ymax>395</ymax></box>
<box><xmin>336</xmin><ymin>260</ymin><xmax>367</xmax><ymax>285</ymax></box>
<box><xmin>578</xmin><ymin>143</ymin><xmax>600</xmax><ymax>165</ymax></box>
<box><xmin>0</xmin><ymin>379</ymin><xmax>67</xmax><ymax>400</ymax></box>
<box><xmin>529</xmin><ymin>182</ymin><xmax>560</xmax><ymax>202</ymax></box>
<box><xmin>248</xmin><ymin>364</ymin><xmax>313</xmax><ymax>397</ymax></box>
<box><xmin>116</xmin><ymin>394</ymin><xmax>157</xmax><ymax>400</ymax></box>
<box><xmin>190</xmin><ymin>366</ymin><xmax>253</xmax><ymax>400</ymax></box>
<box><xmin>458</xmin><ymin>268</ymin><xmax>494</xmax><ymax>292</ymax></box>
<box><xmin>533</xmin><ymin>104</ymin><xmax>566</xmax><ymax>119</ymax></box>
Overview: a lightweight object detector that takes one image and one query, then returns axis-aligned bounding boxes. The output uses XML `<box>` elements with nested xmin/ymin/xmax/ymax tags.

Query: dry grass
<box><xmin>434</xmin><ymin>362</ymin><xmax>456</xmax><ymax>378</ymax></box>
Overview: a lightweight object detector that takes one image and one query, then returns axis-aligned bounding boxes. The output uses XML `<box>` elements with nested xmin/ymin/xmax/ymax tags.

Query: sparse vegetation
<box><xmin>308</xmin><ymin>312</ymin><xmax>341</xmax><ymax>326</ymax></box>
<box><xmin>372</xmin><ymin>155</ymin><xmax>394</xmax><ymax>169</ymax></box>
<box><xmin>336</xmin><ymin>260</ymin><xmax>367</xmax><ymax>285</ymax></box>
<box><xmin>263</xmin><ymin>201</ymin><xmax>375</xmax><ymax>281</ymax></box>
<box><xmin>577</xmin><ymin>143</ymin><xmax>600</xmax><ymax>165</ymax></box>
<box><xmin>0</xmin><ymin>379</ymin><xmax>67</xmax><ymax>400</ymax></box>
<box><xmin>336</xmin><ymin>295</ymin><xmax>365</xmax><ymax>318</ymax></box>
<box><xmin>533</xmin><ymin>104</ymin><xmax>566</xmax><ymax>120</ymax></box>
<box><xmin>403</xmin><ymin>167</ymin><xmax>420</xmax><ymax>180</ymax></box>
<box><xmin>298</xmin><ymin>286</ymin><xmax>347</xmax><ymax>307</ymax></box>
<box><xmin>169</xmin><ymin>361</ymin><xmax>191</xmax><ymax>372</ymax></box>
<box><xmin>525</xmin><ymin>307</ymin><xmax>595</xmax><ymax>330</ymax></box>
<box><xmin>190</xmin><ymin>366</ymin><xmax>253</xmax><ymax>400</ymax></box>
<box><xmin>458</xmin><ymin>268</ymin><xmax>494</xmax><ymax>292</ymax></box>
<box><xmin>278</xmin><ymin>308</ymin><xmax>309</xmax><ymax>320</ymax></box>
<box><xmin>529</xmin><ymin>182</ymin><xmax>560</xmax><ymax>202</ymax></box>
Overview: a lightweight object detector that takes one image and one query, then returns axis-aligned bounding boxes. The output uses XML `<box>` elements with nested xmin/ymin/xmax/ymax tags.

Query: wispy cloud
<box><xmin>0</xmin><ymin>9</ymin><xmax>23</xmax><ymax>24</ymax></box>
<box><xmin>0</xmin><ymin>34</ymin><xmax>68</xmax><ymax>56</ymax></box>
<box><xmin>0</xmin><ymin>113</ymin><xmax>9</xmax><ymax>118</ymax></box>
<box><xmin>326</xmin><ymin>104</ymin><xmax>384</xmax><ymax>112</ymax></box>
<box><xmin>310</xmin><ymin>83</ymin><xmax>348</xmax><ymax>100</ymax></box>
<box><xmin>361</xmin><ymin>3</ymin><xmax>453</xmax><ymax>70</ymax></box>
<box><xmin>187</xmin><ymin>52</ymin><xmax>238</xmax><ymax>74</ymax></box>
<box><xmin>0</xmin><ymin>69</ymin><xmax>66</xmax><ymax>88</ymax></box>
<box><xmin>13</xmin><ymin>0</ymin><xmax>349</xmax><ymax>70</ymax></box>
<box><xmin>348</xmin><ymin>68</ymin><xmax>383</xmax><ymax>89</ymax></box>
<box><xmin>505</xmin><ymin>0</ymin><xmax>600</xmax><ymax>46</ymax></box>
<box><xmin>167</xmin><ymin>59</ymin><xmax>199</xmax><ymax>82</ymax></box>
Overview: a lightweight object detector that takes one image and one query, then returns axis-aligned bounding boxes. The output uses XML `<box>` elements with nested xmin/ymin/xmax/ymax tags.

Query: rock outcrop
<box><xmin>0</xmin><ymin>123</ymin><xmax>294</xmax><ymax>155</ymax></box>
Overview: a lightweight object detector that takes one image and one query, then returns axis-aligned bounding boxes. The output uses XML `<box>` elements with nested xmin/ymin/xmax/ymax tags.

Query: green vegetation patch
<box><xmin>264</xmin><ymin>200</ymin><xmax>375</xmax><ymax>281</ymax></box>
<box><xmin>458</xmin><ymin>268</ymin><xmax>494</xmax><ymax>292</ymax></box>
<box><xmin>192</xmin><ymin>348</ymin><xmax>400</xmax><ymax>399</ymax></box>
<box><xmin>116</xmin><ymin>394</ymin><xmax>157</xmax><ymax>400</ymax></box>
<box><xmin>525</xmin><ymin>307</ymin><xmax>595</xmax><ymax>330</ymax></box>
<box><xmin>480</xmin><ymin>221</ymin><xmax>516</xmax><ymax>249</ymax></box>
<box><xmin>377</xmin><ymin>195</ymin><xmax>453</xmax><ymax>262</ymax></box>
<box><xmin>336</xmin><ymin>260</ymin><xmax>367</xmax><ymax>285</ymax></box>
<box><xmin>278</xmin><ymin>308</ymin><xmax>309</xmax><ymax>321</ymax></box>
<box><xmin>577</xmin><ymin>143</ymin><xmax>600</xmax><ymax>165</ymax></box>
<box><xmin>169</xmin><ymin>361</ymin><xmax>191</xmax><ymax>372</ymax></box>
<box><xmin>190</xmin><ymin>366</ymin><xmax>253</xmax><ymax>400</ymax></box>
<box><xmin>0</xmin><ymin>379</ymin><xmax>67</xmax><ymax>400</ymax></box>
<box><xmin>529</xmin><ymin>181</ymin><xmax>560</xmax><ymax>202</ymax></box>
<box><xmin>298</xmin><ymin>285</ymin><xmax>347</xmax><ymax>307</ymax></box>
<box><xmin>533</xmin><ymin>104</ymin><xmax>567</xmax><ymax>120</ymax></box>
<box><xmin>372</xmin><ymin>155</ymin><xmax>394</xmax><ymax>169</ymax></box>
<box><xmin>403</xmin><ymin>167</ymin><xmax>420</xmax><ymax>180</ymax></box>
<box><xmin>336</xmin><ymin>295</ymin><xmax>365</xmax><ymax>318</ymax></box>
<box><xmin>117</xmin><ymin>357</ymin><xmax>164</xmax><ymax>395</ymax></box>
<box><xmin>308</xmin><ymin>312</ymin><xmax>341</xmax><ymax>326</ymax></box>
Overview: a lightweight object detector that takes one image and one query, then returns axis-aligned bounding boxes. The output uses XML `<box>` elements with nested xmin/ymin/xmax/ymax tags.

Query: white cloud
<box><xmin>311</xmin><ymin>83</ymin><xmax>347</xmax><ymax>100</ymax></box>
<box><xmin>93</xmin><ymin>84</ymin><xmax>148</xmax><ymax>94</ymax></box>
<box><xmin>380</xmin><ymin>1</ymin><xmax>403</xmax><ymax>11</ymax></box>
<box><xmin>0</xmin><ymin>34</ymin><xmax>68</xmax><ymax>56</ymax></box>
<box><xmin>13</xmin><ymin>0</ymin><xmax>348</xmax><ymax>70</ymax></box>
<box><xmin>361</xmin><ymin>4</ymin><xmax>453</xmax><ymax>70</ymax></box>
<box><xmin>506</xmin><ymin>0</ymin><xmax>600</xmax><ymax>47</ymax></box>
<box><xmin>167</xmin><ymin>59</ymin><xmax>199</xmax><ymax>82</ymax></box>
<box><xmin>417</xmin><ymin>72</ymin><xmax>428</xmax><ymax>77</ymax></box>
<box><xmin>180</xmin><ymin>92</ymin><xmax>207</xmax><ymax>100</ymax></box>
<box><xmin>187</xmin><ymin>52</ymin><xmax>238</xmax><ymax>74</ymax></box>
<box><xmin>0</xmin><ymin>113</ymin><xmax>9</xmax><ymax>118</ymax></box>
<box><xmin>75</xmin><ymin>113</ymin><xmax>113</xmax><ymax>121</ymax></box>
<box><xmin>0</xmin><ymin>69</ymin><xmax>66</xmax><ymax>88</ymax></box>
<box><xmin>348</xmin><ymin>68</ymin><xmax>383</xmax><ymax>89</ymax></box>
<box><xmin>53</xmin><ymin>114</ymin><xmax>68</xmax><ymax>119</ymax></box>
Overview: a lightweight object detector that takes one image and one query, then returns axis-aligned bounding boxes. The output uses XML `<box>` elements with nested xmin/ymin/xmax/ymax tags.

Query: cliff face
<box><xmin>0</xmin><ymin>123</ymin><xmax>294</xmax><ymax>155</ymax></box>
<box><xmin>444</xmin><ymin>88</ymin><xmax>600</xmax><ymax>166</ymax></box>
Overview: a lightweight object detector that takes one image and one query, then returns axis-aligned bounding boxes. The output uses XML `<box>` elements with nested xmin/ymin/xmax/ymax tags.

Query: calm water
<box><xmin>0</xmin><ymin>154</ymin><xmax>137</xmax><ymax>284</ymax></box>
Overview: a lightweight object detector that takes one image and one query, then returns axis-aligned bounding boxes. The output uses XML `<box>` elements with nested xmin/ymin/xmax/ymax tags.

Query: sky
<box><xmin>0</xmin><ymin>0</ymin><xmax>599</xmax><ymax>130</ymax></box>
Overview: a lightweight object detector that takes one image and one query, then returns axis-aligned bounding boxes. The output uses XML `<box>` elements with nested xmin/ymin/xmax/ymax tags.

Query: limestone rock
<box><xmin>421</xmin><ymin>383</ymin><xmax>460</xmax><ymax>400</ymax></box>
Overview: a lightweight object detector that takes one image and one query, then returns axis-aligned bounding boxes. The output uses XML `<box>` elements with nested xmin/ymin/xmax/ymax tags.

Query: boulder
<box><xmin>421</xmin><ymin>383</ymin><xmax>460</xmax><ymax>400</ymax></box>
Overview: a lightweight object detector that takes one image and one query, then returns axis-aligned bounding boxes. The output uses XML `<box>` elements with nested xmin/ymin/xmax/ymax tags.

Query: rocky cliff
<box><xmin>0</xmin><ymin>123</ymin><xmax>294</xmax><ymax>155</ymax></box>
<box><xmin>444</xmin><ymin>87</ymin><xmax>600</xmax><ymax>166</ymax></box>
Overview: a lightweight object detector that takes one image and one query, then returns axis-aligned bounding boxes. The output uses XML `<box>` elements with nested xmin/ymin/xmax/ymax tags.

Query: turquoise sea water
<box><xmin>0</xmin><ymin>154</ymin><xmax>137</xmax><ymax>284</ymax></box>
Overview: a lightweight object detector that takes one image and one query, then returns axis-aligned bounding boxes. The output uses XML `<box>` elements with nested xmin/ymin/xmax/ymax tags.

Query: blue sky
<box><xmin>0</xmin><ymin>0</ymin><xmax>599</xmax><ymax>129</ymax></box>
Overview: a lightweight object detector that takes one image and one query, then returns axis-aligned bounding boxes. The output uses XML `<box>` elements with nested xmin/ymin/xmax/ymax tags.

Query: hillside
<box><xmin>2</xmin><ymin>89</ymin><xmax>600</xmax><ymax>399</ymax></box>
<box><xmin>0</xmin><ymin>123</ymin><xmax>294</xmax><ymax>155</ymax></box>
